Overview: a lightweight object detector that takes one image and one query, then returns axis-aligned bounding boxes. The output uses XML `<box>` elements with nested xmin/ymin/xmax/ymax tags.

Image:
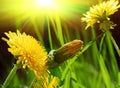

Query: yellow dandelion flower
<box><xmin>2</xmin><ymin>30</ymin><xmax>48</xmax><ymax>79</ymax></box>
<box><xmin>33</xmin><ymin>76</ymin><xmax>59</xmax><ymax>88</ymax></box>
<box><xmin>81</xmin><ymin>0</ymin><xmax>120</xmax><ymax>29</ymax></box>
<box><xmin>48</xmin><ymin>77</ymin><xmax>59</xmax><ymax>88</ymax></box>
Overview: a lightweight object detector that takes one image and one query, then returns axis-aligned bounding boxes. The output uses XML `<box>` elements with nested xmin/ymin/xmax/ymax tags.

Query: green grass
<box><xmin>1</xmin><ymin>0</ymin><xmax>120</xmax><ymax>88</ymax></box>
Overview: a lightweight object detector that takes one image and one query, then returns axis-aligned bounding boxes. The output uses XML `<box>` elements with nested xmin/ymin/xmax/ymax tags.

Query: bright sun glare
<box><xmin>19</xmin><ymin>0</ymin><xmax>59</xmax><ymax>17</ymax></box>
<box><xmin>36</xmin><ymin>0</ymin><xmax>54</xmax><ymax>8</ymax></box>
<box><xmin>0</xmin><ymin>0</ymin><xmax>85</xmax><ymax>22</ymax></box>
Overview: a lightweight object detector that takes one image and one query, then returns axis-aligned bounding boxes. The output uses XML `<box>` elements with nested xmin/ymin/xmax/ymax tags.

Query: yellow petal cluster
<box><xmin>33</xmin><ymin>76</ymin><xmax>59</xmax><ymax>88</ymax></box>
<box><xmin>48</xmin><ymin>77</ymin><xmax>59</xmax><ymax>88</ymax></box>
<box><xmin>81</xmin><ymin>0</ymin><xmax>120</xmax><ymax>29</ymax></box>
<box><xmin>2</xmin><ymin>30</ymin><xmax>48</xmax><ymax>79</ymax></box>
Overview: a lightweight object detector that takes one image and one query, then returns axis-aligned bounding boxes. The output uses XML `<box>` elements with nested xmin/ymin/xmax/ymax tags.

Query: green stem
<box><xmin>91</xmin><ymin>26</ymin><xmax>99</xmax><ymax>67</ymax></box>
<box><xmin>55</xmin><ymin>14</ymin><xmax>64</xmax><ymax>45</ymax></box>
<box><xmin>2</xmin><ymin>64</ymin><xmax>20</xmax><ymax>88</ymax></box>
<box><xmin>98</xmin><ymin>31</ymin><xmax>111</xmax><ymax>88</ymax></box>
<box><xmin>31</xmin><ymin>19</ymin><xmax>44</xmax><ymax>44</ymax></box>
<box><xmin>61</xmin><ymin>40</ymin><xmax>96</xmax><ymax>80</ymax></box>
<box><xmin>111</xmin><ymin>35</ymin><xmax>120</xmax><ymax>57</ymax></box>
<box><xmin>47</xmin><ymin>17</ymin><xmax>53</xmax><ymax>49</ymax></box>
<box><xmin>105</xmin><ymin>30</ymin><xmax>118</xmax><ymax>80</ymax></box>
<box><xmin>99</xmin><ymin>55</ymin><xmax>111</xmax><ymax>88</ymax></box>
<box><xmin>105</xmin><ymin>31</ymin><xmax>116</xmax><ymax>59</ymax></box>
<box><xmin>99</xmin><ymin>32</ymin><xmax>106</xmax><ymax>53</ymax></box>
<box><xmin>28</xmin><ymin>78</ymin><xmax>36</xmax><ymax>88</ymax></box>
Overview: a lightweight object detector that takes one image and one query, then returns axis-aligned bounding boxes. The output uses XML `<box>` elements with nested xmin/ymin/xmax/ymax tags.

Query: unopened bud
<box><xmin>47</xmin><ymin>40</ymin><xmax>83</xmax><ymax>69</ymax></box>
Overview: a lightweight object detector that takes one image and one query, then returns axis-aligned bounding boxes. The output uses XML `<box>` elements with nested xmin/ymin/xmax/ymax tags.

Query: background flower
<box><xmin>81</xmin><ymin>0</ymin><xmax>120</xmax><ymax>29</ymax></box>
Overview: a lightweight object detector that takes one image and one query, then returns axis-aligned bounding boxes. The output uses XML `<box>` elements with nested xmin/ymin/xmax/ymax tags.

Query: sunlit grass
<box><xmin>1</xmin><ymin>0</ymin><xmax>120</xmax><ymax>88</ymax></box>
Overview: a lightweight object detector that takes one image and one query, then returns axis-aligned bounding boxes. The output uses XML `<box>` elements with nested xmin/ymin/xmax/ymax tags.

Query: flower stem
<box><xmin>2</xmin><ymin>64</ymin><xmax>20</xmax><ymax>88</ymax></box>
<box><xmin>61</xmin><ymin>40</ymin><xmax>98</xmax><ymax>80</ymax></box>
<box><xmin>111</xmin><ymin>35</ymin><xmax>120</xmax><ymax>57</ymax></box>
<box><xmin>99</xmin><ymin>32</ymin><xmax>106</xmax><ymax>53</ymax></box>
<box><xmin>28</xmin><ymin>77</ymin><xmax>36</xmax><ymax>88</ymax></box>
<box><xmin>105</xmin><ymin>30</ymin><xmax>119</xmax><ymax>80</ymax></box>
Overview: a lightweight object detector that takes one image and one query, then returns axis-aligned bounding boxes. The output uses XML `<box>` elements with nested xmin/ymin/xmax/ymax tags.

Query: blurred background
<box><xmin>0</xmin><ymin>0</ymin><xmax>120</xmax><ymax>87</ymax></box>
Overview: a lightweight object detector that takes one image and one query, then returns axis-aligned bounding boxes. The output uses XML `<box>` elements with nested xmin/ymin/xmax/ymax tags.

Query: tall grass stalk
<box><xmin>2</xmin><ymin>64</ymin><xmax>20</xmax><ymax>88</ymax></box>
<box><xmin>47</xmin><ymin>18</ymin><xmax>53</xmax><ymax>49</ymax></box>
<box><xmin>55</xmin><ymin>15</ymin><xmax>64</xmax><ymax>45</ymax></box>
<box><xmin>105</xmin><ymin>31</ymin><xmax>119</xmax><ymax>81</ymax></box>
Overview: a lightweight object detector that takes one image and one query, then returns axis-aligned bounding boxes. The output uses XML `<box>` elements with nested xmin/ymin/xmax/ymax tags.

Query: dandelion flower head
<box><xmin>2</xmin><ymin>30</ymin><xmax>48</xmax><ymax>78</ymax></box>
<box><xmin>33</xmin><ymin>76</ymin><xmax>59</xmax><ymax>88</ymax></box>
<box><xmin>81</xmin><ymin>0</ymin><xmax>120</xmax><ymax>29</ymax></box>
<box><xmin>48</xmin><ymin>77</ymin><xmax>59</xmax><ymax>88</ymax></box>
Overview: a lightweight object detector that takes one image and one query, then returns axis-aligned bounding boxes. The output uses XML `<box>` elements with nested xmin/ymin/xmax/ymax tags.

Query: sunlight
<box><xmin>36</xmin><ymin>0</ymin><xmax>54</xmax><ymax>8</ymax></box>
<box><xmin>22</xmin><ymin>0</ymin><xmax>60</xmax><ymax>17</ymax></box>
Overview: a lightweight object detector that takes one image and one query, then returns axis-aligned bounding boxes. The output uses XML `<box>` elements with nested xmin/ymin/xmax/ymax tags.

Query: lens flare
<box><xmin>0</xmin><ymin>0</ymin><xmax>90</xmax><ymax>20</ymax></box>
<box><xmin>36</xmin><ymin>0</ymin><xmax>54</xmax><ymax>8</ymax></box>
<box><xmin>0</xmin><ymin>0</ymin><xmax>92</xmax><ymax>44</ymax></box>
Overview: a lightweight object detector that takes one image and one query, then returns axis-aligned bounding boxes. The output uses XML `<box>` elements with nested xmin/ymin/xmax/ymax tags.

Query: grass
<box><xmin>1</xmin><ymin>0</ymin><xmax>120</xmax><ymax>88</ymax></box>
